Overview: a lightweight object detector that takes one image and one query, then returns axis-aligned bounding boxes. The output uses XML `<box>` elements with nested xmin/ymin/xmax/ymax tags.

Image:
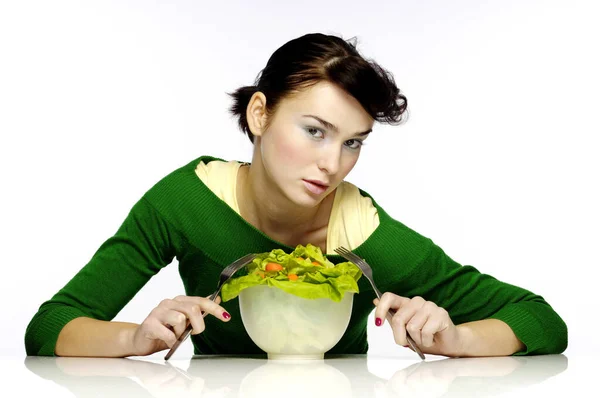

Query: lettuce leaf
<box><xmin>220</xmin><ymin>244</ymin><xmax>362</xmax><ymax>302</ymax></box>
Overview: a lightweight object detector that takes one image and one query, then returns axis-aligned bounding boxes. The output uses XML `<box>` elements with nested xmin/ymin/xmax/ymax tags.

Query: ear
<box><xmin>246</xmin><ymin>91</ymin><xmax>268</xmax><ymax>137</ymax></box>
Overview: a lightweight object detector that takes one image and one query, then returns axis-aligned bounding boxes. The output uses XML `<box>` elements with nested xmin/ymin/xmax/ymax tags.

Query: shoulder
<box><xmin>346</xmin><ymin>181</ymin><xmax>434</xmax><ymax>261</ymax></box>
<box><xmin>335</xmin><ymin>181</ymin><xmax>379</xmax><ymax>226</ymax></box>
<box><xmin>136</xmin><ymin>155</ymin><xmax>228</xmax><ymax>222</ymax></box>
<box><xmin>143</xmin><ymin>155</ymin><xmax>223</xmax><ymax>200</ymax></box>
<box><xmin>342</xmin><ymin>181</ymin><xmax>422</xmax><ymax>234</ymax></box>
<box><xmin>336</xmin><ymin>180</ymin><xmax>386</xmax><ymax>223</ymax></box>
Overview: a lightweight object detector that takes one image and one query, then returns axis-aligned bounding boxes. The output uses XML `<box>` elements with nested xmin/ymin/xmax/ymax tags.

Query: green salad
<box><xmin>220</xmin><ymin>244</ymin><xmax>362</xmax><ymax>302</ymax></box>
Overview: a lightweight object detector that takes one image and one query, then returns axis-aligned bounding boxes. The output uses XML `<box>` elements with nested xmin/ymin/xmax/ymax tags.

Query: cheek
<box><xmin>268</xmin><ymin>128</ymin><xmax>310</xmax><ymax>165</ymax></box>
<box><xmin>341</xmin><ymin>154</ymin><xmax>359</xmax><ymax>175</ymax></box>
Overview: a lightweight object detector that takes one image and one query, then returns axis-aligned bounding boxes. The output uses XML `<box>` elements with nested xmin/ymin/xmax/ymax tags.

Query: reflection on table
<box><xmin>24</xmin><ymin>353</ymin><xmax>568</xmax><ymax>397</ymax></box>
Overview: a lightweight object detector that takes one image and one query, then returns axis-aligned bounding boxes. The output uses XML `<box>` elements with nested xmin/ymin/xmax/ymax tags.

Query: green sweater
<box><xmin>24</xmin><ymin>156</ymin><xmax>568</xmax><ymax>356</ymax></box>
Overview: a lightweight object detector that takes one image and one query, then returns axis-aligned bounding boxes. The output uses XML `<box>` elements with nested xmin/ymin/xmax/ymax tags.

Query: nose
<box><xmin>317</xmin><ymin>145</ymin><xmax>341</xmax><ymax>175</ymax></box>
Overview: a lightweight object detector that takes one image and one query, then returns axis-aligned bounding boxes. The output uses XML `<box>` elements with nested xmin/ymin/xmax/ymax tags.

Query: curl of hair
<box><xmin>228</xmin><ymin>85</ymin><xmax>259</xmax><ymax>139</ymax></box>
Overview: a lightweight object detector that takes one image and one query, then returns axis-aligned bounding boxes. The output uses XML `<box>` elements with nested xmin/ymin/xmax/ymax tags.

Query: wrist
<box><xmin>454</xmin><ymin>324</ymin><xmax>474</xmax><ymax>357</ymax></box>
<box><xmin>118</xmin><ymin>323</ymin><xmax>140</xmax><ymax>357</ymax></box>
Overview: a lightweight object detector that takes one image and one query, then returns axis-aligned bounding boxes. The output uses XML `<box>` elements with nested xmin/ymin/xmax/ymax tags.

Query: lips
<box><xmin>304</xmin><ymin>179</ymin><xmax>329</xmax><ymax>188</ymax></box>
<box><xmin>303</xmin><ymin>179</ymin><xmax>329</xmax><ymax>195</ymax></box>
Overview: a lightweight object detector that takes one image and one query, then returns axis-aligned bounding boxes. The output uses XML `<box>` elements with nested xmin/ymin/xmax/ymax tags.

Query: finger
<box><xmin>372</xmin><ymin>298</ymin><xmax>395</xmax><ymax>325</ymax></box>
<box><xmin>422</xmin><ymin>307</ymin><xmax>450</xmax><ymax>347</ymax></box>
<box><xmin>173</xmin><ymin>295</ymin><xmax>231</xmax><ymax>322</ymax></box>
<box><xmin>162</xmin><ymin>309</ymin><xmax>190</xmax><ymax>337</ymax></box>
<box><xmin>390</xmin><ymin>297</ymin><xmax>426</xmax><ymax>346</ymax></box>
<box><xmin>373</xmin><ymin>298</ymin><xmax>391</xmax><ymax>323</ymax></box>
<box><xmin>173</xmin><ymin>294</ymin><xmax>221</xmax><ymax>304</ymax></box>
<box><xmin>163</xmin><ymin>301</ymin><xmax>208</xmax><ymax>335</ymax></box>
<box><xmin>146</xmin><ymin>320</ymin><xmax>177</xmax><ymax>348</ymax></box>
<box><xmin>390</xmin><ymin>305</ymin><xmax>418</xmax><ymax>346</ymax></box>
<box><xmin>406</xmin><ymin>312</ymin><xmax>429</xmax><ymax>347</ymax></box>
<box><xmin>421</xmin><ymin>317</ymin><xmax>442</xmax><ymax>348</ymax></box>
<box><xmin>406</xmin><ymin>300</ymin><xmax>437</xmax><ymax>346</ymax></box>
<box><xmin>374</xmin><ymin>293</ymin><xmax>410</xmax><ymax>326</ymax></box>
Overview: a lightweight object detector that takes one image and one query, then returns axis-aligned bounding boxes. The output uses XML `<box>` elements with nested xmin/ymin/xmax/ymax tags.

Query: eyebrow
<box><xmin>302</xmin><ymin>114</ymin><xmax>372</xmax><ymax>136</ymax></box>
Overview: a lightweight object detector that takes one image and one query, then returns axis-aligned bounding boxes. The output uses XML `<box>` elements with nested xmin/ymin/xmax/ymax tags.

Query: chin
<box><xmin>284</xmin><ymin>186</ymin><xmax>323</xmax><ymax>208</ymax></box>
<box><xmin>280</xmin><ymin>179</ymin><xmax>330</xmax><ymax>208</ymax></box>
<box><xmin>291</xmin><ymin>194</ymin><xmax>322</xmax><ymax>208</ymax></box>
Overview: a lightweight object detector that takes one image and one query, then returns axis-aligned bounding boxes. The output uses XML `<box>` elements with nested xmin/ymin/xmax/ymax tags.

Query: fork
<box><xmin>334</xmin><ymin>246</ymin><xmax>426</xmax><ymax>360</ymax></box>
<box><xmin>164</xmin><ymin>252</ymin><xmax>257</xmax><ymax>360</ymax></box>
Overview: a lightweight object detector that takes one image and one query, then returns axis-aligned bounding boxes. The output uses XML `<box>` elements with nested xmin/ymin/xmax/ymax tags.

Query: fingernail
<box><xmin>375</xmin><ymin>317</ymin><xmax>382</xmax><ymax>327</ymax></box>
<box><xmin>223</xmin><ymin>312</ymin><xmax>231</xmax><ymax>319</ymax></box>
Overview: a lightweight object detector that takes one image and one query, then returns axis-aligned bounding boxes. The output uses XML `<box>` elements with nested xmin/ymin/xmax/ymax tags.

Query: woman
<box><xmin>25</xmin><ymin>33</ymin><xmax>567</xmax><ymax>358</ymax></box>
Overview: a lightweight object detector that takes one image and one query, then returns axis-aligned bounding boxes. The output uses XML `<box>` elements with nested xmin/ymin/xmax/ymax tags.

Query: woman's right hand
<box><xmin>129</xmin><ymin>295</ymin><xmax>231</xmax><ymax>356</ymax></box>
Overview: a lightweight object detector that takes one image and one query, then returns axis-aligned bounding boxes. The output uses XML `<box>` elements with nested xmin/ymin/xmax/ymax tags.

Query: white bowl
<box><xmin>239</xmin><ymin>285</ymin><xmax>354</xmax><ymax>360</ymax></box>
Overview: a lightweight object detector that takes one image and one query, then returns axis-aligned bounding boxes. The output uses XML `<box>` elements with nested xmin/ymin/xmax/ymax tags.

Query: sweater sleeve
<box><xmin>388</xmin><ymin>238</ymin><xmax>568</xmax><ymax>355</ymax></box>
<box><xmin>24</xmin><ymin>197</ymin><xmax>179</xmax><ymax>356</ymax></box>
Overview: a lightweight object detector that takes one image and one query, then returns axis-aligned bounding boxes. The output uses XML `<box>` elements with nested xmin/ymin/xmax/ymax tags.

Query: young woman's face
<box><xmin>256</xmin><ymin>81</ymin><xmax>374</xmax><ymax>207</ymax></box>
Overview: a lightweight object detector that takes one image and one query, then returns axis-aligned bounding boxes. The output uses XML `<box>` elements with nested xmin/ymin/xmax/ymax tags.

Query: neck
<box><xmin>237</xmin><ymin>156</ymin><xmax>333</xmax><ymax>244</ymax></box>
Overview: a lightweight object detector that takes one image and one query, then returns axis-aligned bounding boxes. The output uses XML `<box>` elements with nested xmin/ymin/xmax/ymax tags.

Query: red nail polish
<box><xmin>223</xmin><ymin>312</ymin><xmax>231</xmax><ymax>319</ymax></box>
<box><xmin>375</xmin><ymin>317</ymin><xmax>382</xmax><ymax>326</ymax></box>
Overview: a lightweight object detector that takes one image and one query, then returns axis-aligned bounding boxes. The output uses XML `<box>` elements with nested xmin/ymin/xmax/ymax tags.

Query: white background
<box><xmin>1</xmin><ymin>0</ymin><xmax>599</xmax><ymax>366</ymax></box>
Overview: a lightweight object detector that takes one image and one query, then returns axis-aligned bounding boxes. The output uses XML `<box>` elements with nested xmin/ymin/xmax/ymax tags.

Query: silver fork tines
<box><xmin>334</xmin><ymin>246</ymin><xmax>426</xmax><ymax>360</ymax></box>
<box><xmin>164</xmin><ymin>252</ymin><xmax>257</xmax><ymax>360</ymax></box>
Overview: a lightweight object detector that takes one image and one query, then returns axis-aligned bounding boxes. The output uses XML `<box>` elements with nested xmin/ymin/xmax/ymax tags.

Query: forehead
<box><xmin>276</xmin><ymin>81</ymin><xmax>374</xmax><ymax>131</ymax></box>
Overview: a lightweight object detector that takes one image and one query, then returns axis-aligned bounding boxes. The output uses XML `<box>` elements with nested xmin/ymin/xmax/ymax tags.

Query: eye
<box><xmin>305</xmin><ymin>127</ymin><xmax>324</xmax><ymax>138</ymax></box>
<box><xmin>344</xmin><ymin>139</ymin><xmax>363</xmax><ymax>150</ymax></box>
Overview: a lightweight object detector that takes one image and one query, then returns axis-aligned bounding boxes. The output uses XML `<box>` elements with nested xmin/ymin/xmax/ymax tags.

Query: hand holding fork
<box><xmin>334</xmin><ymin>247</ymin><xmax>426</xmax><ymax>360</ymax></box>
<box><xmin>163</xmin><ymin>252</ymin><xmax>257</xmax><ymax>360</ymax></box>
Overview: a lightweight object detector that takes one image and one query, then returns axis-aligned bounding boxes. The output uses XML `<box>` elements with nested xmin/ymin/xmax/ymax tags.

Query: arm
<box><xmin>374</xmin><ymin>293</ymin><xmax>526</xmax><ymax>357</ymax></box>
<box><xmin>386</xmin><ymin>238</ymin><xmax>568</xmax><ymax>356</ymax></box>
<box><xmin>359</xmin><ymin>198</ymin><xmax>567</xmax><ymax>357</ymax></box>
<box><xmin>457</xmin><ymin>319</ymin><xmax>525</xmax><ymax>356</ymax></box>
<box><xmin>55</xmin><ymin>318</ymin><xmax>139</xmax><ymax>357</ymax></box>
<box><xmin>25</xmin><ymin>197</ymin><xmax>178</xmax><ymax>356</ymax></box>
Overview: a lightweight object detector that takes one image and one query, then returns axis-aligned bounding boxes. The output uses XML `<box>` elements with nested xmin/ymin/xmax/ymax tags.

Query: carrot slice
<box><xmin>288</xmin><ymin>273</ymin><xmax>298</xmax><ymax>281</ymax></box>
<box><xmin>265</xmin><ymin>263</ymin><xmax>283</xmax><ymax>272</ymax></box>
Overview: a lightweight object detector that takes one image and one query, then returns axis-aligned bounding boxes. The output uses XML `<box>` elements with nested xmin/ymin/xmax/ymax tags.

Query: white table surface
<box><xmin>0</xmin><ymin>352</ymin><xmax>590</xmax><ymax>397</ymax></box>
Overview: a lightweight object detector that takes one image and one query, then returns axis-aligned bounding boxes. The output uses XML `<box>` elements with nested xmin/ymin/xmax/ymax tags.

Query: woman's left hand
<box><xmin>373</xmin><ymin>293</ymin><xmax>465</xmax><ymax>357</ymax></box>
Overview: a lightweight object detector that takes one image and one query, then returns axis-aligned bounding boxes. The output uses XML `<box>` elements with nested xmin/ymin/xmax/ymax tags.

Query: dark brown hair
<box><xmin>229</xmin><ymin>33</ymin><xmax>408</xmax><ymax>143</ymax></box>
